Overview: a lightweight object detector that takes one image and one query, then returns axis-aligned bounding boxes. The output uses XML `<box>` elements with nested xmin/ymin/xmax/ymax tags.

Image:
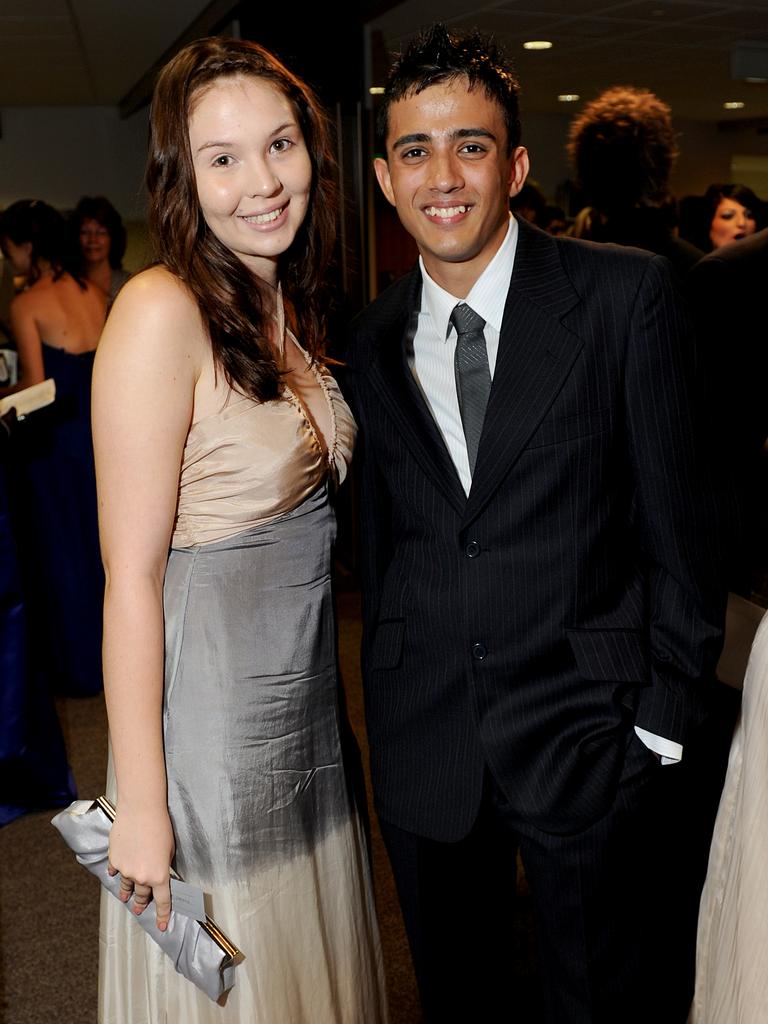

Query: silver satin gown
<box><xmin>98</xmin><ymin>341</ymin><xmax>388</xmax><ymax>1023</ymax></box>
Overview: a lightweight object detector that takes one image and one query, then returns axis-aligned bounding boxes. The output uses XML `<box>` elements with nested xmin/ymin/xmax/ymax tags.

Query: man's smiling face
<box><xmin>375</xmin><ymin>77</ymin><xmax>529</xmax><ymax>294</ymax></box>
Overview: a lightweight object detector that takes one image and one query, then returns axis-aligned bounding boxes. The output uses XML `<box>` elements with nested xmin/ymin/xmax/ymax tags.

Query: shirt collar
<box><xmin>419</xmin><ymin>215</ymin><xmax>519</xmax><ymax>341</ymax></box>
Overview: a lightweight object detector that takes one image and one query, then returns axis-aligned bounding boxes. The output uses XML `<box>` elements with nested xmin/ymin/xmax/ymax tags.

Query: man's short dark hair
<box><xmin>377</xmin><ymin>23</ymin><xmax>521</xmax><ymax>155</ymax></box>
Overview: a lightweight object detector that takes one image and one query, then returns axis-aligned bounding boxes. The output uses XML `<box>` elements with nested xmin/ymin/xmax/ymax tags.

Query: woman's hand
<box><xmin>107</xmin><ymin>807</ymin><xmax>175</xmax><ymax>931</ymax></box>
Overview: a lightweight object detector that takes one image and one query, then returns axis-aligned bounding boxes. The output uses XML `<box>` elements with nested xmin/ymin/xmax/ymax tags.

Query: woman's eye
<box><xmin>213</xmin><ymin>154</ymin><xmax>232</xmax><ymax>167</ymax></box>
<box><xmin>271</xmin><ymin>138</ymin><xmax>293</xmax><ymax>153</ymax></box>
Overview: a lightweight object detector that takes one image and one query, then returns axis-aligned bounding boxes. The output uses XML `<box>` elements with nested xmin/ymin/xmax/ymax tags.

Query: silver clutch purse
<box><xmin>51</xmin><ymin>796</ymin><xmax>243</xmax><ymax>1003</ymax></box>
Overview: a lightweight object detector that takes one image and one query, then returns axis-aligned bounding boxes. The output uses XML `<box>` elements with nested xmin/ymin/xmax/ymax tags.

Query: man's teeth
<box><xmin>243</xmin><ymin>206</ymin><xmax>285</xmax><ymax>224</ymax></box>
<box><xmin>425</xmin><ymin>205</ymin><xmax>468</xmax><ymax>218</ymax></box>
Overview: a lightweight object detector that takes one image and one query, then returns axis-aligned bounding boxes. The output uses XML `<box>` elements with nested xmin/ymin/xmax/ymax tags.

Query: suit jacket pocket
<box><xmin>370</xmin><ymin>619</ymin><xmax>405</xmax><ymax>670</ymax></box>
<box><xmin>525</xmin><ymin>406</ymin><xmax>609</xmax><ymax>450</ymax></box>
<box><xmin>566</xmin><ymin>628</ymin><xmax>649</xmax><ymax>685</ymax></box>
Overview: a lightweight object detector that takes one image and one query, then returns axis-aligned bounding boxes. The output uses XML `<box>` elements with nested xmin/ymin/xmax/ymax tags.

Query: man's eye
<box><xmin>402</xmin><ymin>148</ymin><xmax>426</xmax><ymax>159</ymax></box>
<box><xmin>461</xmin><ymin>143</ymin><xmax>485</xmax><ymax>153</ymax></box>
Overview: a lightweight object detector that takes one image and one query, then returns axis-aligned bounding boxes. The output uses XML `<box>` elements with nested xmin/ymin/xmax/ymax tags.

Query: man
<box><xmin>346</xmin><ymin>24</ymin><xmax>726</xmax><ymax>1024</ymax></box>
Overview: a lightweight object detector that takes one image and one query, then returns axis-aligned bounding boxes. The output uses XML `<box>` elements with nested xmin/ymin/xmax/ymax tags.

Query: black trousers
<box><xmin>380</xmin><ymin>694</ymin><xmax>738</xmax><ymax>1024</ymax></box>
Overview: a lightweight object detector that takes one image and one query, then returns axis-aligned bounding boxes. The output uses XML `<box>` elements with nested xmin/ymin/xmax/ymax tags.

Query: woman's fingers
<box><xmin>132</xmin><ymin>883</ymin><xmax>152</xmax><ymax>913</ymax></box>
<box><xmin>154</xmin><ymin>880</ymin><xmax>172</xmax><ymax>933</ymax></box>
<box><xmin>113</xmin><ymin>872</ymin><xmax>172</xmax><ymax>931</ymax></box>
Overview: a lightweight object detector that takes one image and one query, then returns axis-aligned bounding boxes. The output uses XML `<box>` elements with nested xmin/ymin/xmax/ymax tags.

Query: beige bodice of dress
<box><xmin>171</xmin><ymin>332</ymin><xmax>356</xmax><ymax>549</ymax></box>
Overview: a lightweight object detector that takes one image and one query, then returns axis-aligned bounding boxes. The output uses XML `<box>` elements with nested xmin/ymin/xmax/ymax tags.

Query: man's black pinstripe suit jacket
<box><xmin>346</xmin><ymin>217</ymin><xmax>726</xmax><ymax>842</ymax></box>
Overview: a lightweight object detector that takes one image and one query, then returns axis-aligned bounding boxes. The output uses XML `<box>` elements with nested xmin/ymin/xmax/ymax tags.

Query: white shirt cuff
<box><xmin>634</xmin><ymin>726</ymin><xmax>683</xmax><ymax>765</ymax></box>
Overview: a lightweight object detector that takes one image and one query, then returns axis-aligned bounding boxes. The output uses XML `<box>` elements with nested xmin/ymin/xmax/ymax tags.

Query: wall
<box><xmin>0</xmin><ymin>105</ymin><xmax>152</xmax><ymax>269</ymax></box>
<box><xmin>674</xmin><ymin>118</ymin><xmax>768</xmax><ymax>198</ymax></box>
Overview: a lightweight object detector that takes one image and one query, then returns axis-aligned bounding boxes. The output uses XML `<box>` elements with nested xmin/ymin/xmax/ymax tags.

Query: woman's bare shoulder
<box><xmin>9</xmin><ymin>277</ymin><xmax>45</xmax><ymax>316</ymax></box>
<box><xmin>103</xmin><ymin>266</ymin><xmax>206</xmax><ymax>354</ymax></box>
<box><xmin>112</xmin><ymin>264</ymin><xmax>197</xmax><ymax>315</ymax></box>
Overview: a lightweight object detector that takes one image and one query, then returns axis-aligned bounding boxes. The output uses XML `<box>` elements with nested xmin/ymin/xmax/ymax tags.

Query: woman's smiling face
<box><xmin>188</xmin><ymin>74</ymin><xmax>312</xmax><ymax>285</ymax></box>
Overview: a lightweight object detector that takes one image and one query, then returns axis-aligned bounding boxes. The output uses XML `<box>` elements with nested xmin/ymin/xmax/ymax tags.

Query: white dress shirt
<box><xmin>410</xmin><ymin>215</ymin><xmax>518</xmax><ymax>496</ymax></box>
<box><xmin>409</xmin><ymin>215</ymin><xmax>682</xmax><ymax>765</ymax></box>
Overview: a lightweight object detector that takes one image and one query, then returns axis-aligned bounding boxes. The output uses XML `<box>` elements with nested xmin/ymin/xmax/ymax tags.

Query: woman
<box><xmin>705</xmin><ymin>183</ymin><xmax>761</xmax><ymax>250</ymax></box>
<box><xmin>0</xmin><ymin>199</ymin><xmax>106</xmax><ymax>696</ymax></box>
<box><xmin>92</xmin><ymin>37</ymin><xmax>387</xmax><ymax>1023</ymax></box>
<box><xmin>71</xmin><ymin>195</ymin><xmax>130</xmax><ymax>301</ymax></box>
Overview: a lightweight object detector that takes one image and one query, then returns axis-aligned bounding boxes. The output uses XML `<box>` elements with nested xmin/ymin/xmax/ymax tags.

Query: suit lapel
<box><xmin>464</xmin><ymin>220</ymin><xmax>584</xmax><ymax>524</ymax></box>
<box><xmin>367</xmin><ymin>269</ymin><xmax>467</xmax><ymax>514</ymax></box>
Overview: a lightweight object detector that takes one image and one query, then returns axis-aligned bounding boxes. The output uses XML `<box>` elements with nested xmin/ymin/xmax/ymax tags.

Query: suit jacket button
<box><xmin>465</xmin><ymin>540</ymin><xmax>481</xmax><ymax>558</ymax></box>
<box><xmin>472</xmin><ymin>643</ymin><xmax>487</xmax><ymax>660</ymax></box>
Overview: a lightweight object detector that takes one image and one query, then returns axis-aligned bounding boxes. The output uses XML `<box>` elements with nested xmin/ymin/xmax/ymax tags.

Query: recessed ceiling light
<box><xmin>523</xmin><ymin>40</ymin><xmax>553</xmax><ymax>50</ymax></box>
<box><xmin>558</xmin><ymin>94</ymin><xmax>580</xmax><ymax>102</ymax></box>
<box><xmin>723</xmin><ymin>101</ymin><xmax>745</xmax><ymax>109</ymax></box>
<box><xmin>746</xmin><ymin>77</ymin><xmax>768</xmax><ymax>84</ymax></box>
<box><xmin>369</xmin><ymin>86</ymin><xmax>385</xmax><ymax>95</ymax></box>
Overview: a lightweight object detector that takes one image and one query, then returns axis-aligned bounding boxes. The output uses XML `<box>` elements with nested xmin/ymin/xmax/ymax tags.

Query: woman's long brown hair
<box><xmin>146</xmin><ymin>37</ymin><xmax>338</xmax><ymax>402</ymax></box>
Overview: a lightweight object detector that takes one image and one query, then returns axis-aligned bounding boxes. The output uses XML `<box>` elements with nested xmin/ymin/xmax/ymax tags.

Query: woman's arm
<box><xmin>92</xmin><ymin>266</ymin><xmax>204</xmax><ymax>930</ymax></box>
<box><xmin>0</xmin><ymin>292</ymin><xmax>45</xmax><ymax>396</ymax></box>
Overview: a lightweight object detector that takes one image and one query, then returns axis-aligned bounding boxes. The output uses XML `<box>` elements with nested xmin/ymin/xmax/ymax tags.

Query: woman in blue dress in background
<box><xmin>0</xmin><ymin>199</ymin><xmax>107</xmax><ymax>697</ymax></box>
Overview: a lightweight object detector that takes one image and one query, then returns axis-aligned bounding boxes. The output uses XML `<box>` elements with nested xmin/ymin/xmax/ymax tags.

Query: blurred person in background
<box><xmin>71</xmin><ymin>195</ymin><xmax>130</xmax><ymax>302</ymax></box>
<box><xmin>705</xmin><ymin>183</ymin><xmax>762</xmax><ymax>250</ymax></box>
<box><xmin>567</xmin><ymin>85</ymin><xmax>703</xmax><ymax>276</ymax></box>
<box><xmin>680</xmin><ymin>184</ymin><xmax>763</xmax><ymax>253</ymax></box>
<box><xmin>508</xmin><ymin>179</ymin><xmax>546</xmax><ymax>223</ymax></box>
<box><xmin>0</xmin><ymin>199</ymin><xmax>105</xmax><ymax>696</ymax></box>
<box><xmin>539</xmin><ymin>203</ymin><xmax>568</xmax><ymax>235</ymax></box>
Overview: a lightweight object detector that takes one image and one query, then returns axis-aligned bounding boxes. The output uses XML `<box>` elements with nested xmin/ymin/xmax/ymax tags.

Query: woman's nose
<box><xmin>248</xmin><ymin>162</ymin><xmax>281</xmax><ymax>198</ymax></box>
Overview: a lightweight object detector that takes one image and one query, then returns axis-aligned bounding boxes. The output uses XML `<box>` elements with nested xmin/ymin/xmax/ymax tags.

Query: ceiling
<box><xmin>1</xmin><ymin>0</ymin><xmax>768</xmax><ymax>122</ymax></box>
<box><xmin>370</xmin><ymin>0</ymin><xmax>768</xmax><ymax>121</ymax></box>
<box><xmin>0</xmin><ymin>0</ymin><xmax>215</xmax><ymax>106</ymax></box>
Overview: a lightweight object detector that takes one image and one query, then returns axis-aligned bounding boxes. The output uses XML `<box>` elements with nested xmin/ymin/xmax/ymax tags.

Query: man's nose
<box><xmin>429</xmin><ymin>151</ymin><xmax>463</xmax><ymax>192</ymax></box>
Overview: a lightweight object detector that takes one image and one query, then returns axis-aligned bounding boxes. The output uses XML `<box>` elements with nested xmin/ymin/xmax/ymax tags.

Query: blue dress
<box><xmin>13</xmin><ymin>342</ymin><xmax>104</xmax><ymax>696</ymax></box>
<box><xmin>0</xmin><ymin>427</ymin><xmax>75</xmax><ymax>825</ymax></box>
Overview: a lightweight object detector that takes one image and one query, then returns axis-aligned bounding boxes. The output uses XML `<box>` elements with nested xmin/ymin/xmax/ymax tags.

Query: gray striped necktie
<box><xmin>450</xmin><ymin>303</ymin><xmax>491</xmax><ymax>476</ymax></box>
